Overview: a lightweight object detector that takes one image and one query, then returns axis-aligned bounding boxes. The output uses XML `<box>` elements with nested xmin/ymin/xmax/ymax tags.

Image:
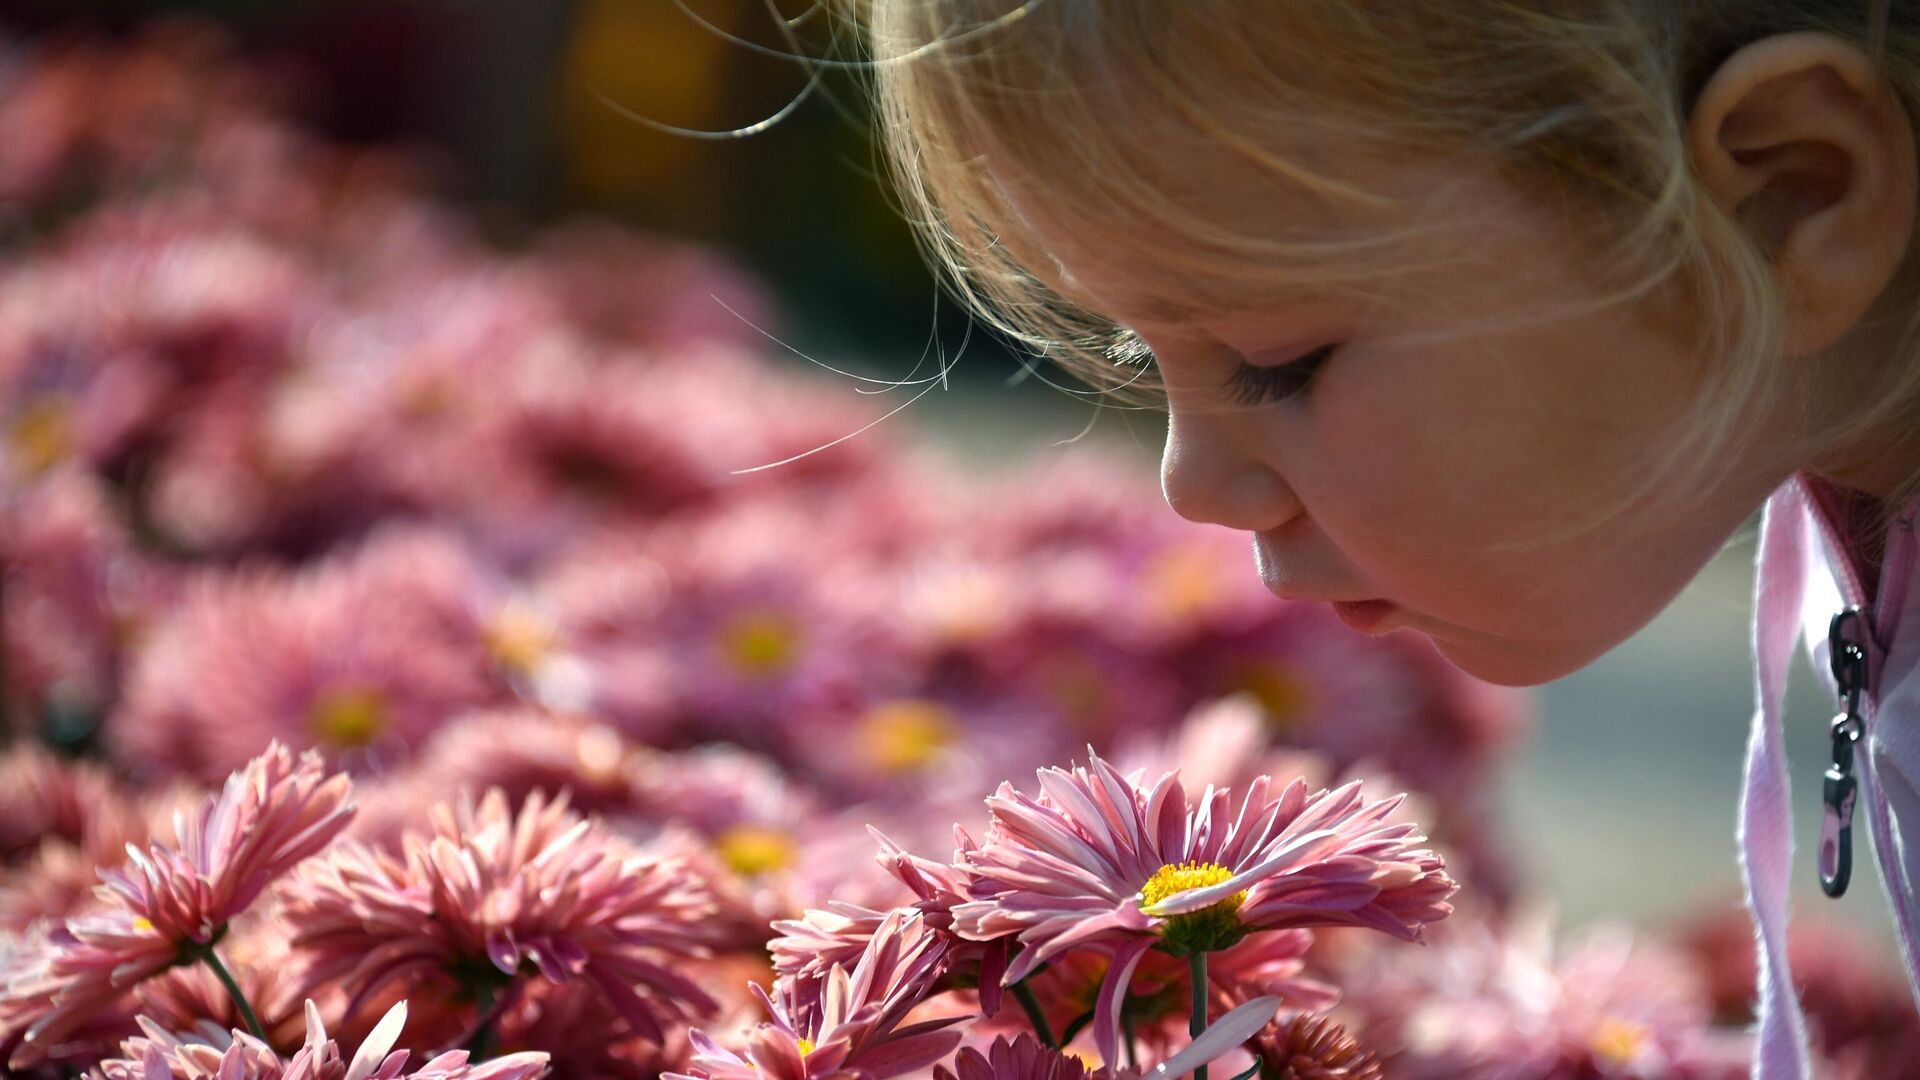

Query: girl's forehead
<box><xmin>991</xmin><ymin>124</ymin><xmax>1551</xmax><ymax>325</ymax></box>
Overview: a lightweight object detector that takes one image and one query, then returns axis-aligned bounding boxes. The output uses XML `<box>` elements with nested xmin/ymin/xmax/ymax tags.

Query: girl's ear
<box><xmin>1686</xmin><ymin>31</ymin><xmax>1918</xmax><ymax>357</ymax></box>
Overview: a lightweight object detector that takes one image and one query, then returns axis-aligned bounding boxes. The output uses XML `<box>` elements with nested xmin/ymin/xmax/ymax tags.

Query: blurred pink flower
<box><xmin>622</xmin><ymin>744</ymin><xmax>851</xmax><ymax>944</ymax></box>
<box><xmin>264</xmin><ymin>261</ymin><xmax>570</xmax><ymax>527</ymax></box>
<box><xmin>953</xmin><ymin>751</ymin><xmax>1453</xmax><ymax>1066</ymax></box>
<box><xmin>97</xmin><ymin>999</ymin><xmax>550</xmax><ymax>1079</ymax></box>
<box><xmin>0</xmin><ymin>20</ymin><xmax>268</xmax><ymax>209</ymax></box>
<box><xmin>281</xmin><ymin>788</ymin><xmax>718</xmax><ymax>1043</ymax></box>
<box><xmin>1676</xmin><ymin>903</ymin><xmax>1917</xmax><ymax>1079</ymax></box>
<box><xmin>0</xmin><ymin>279</ymin><xmax>169</xmax><ymax>485</ymax></box>
<box><xmin>0</xmin><ymin>740</ymin><xmax>142</xmax><ymax>865</ymax></box>
<box><xmin>485</xmin><ymin>347</ymin><xmax>747</xmax><ymax>526</ymax></box>
<box><xmin>669</xmin><ymin>909</ymin><xmax>966</xmax><ymax>1080</ymax></box>
<box><xmin>113</xmin><ymin>531</ymin><xmax>507</xmax><ymax>781</ymax></box>
<box><xmin>413</xmin><ymin>708</ymin><xmax>646</xmax><ymax>822</ymax></box>
<box><xmin>1336</xmin><ymin>915</ymin><xmax>1751</xmax><ymax>1079</ymax></box>
<box><xmin>559</xmin><ymin>499</ymin><xmax>897</xmax><ymax>750</ymax></box>
<box><xmin>526</xmin><ymin>221</ymin><xmax>775</xmax><ymax>353</ymax></box>
<box><xmin>0</xmin><ymin>768</ymin><xmax>191</xmax><ymax>934</ymax></box>
<box><xmin>0</xmin><ymin>743</ymin><xmax>353</xmax><ymax>1065</ymax></box>
<box><xmin>0</xmin><ymin>469</ymin><xmax>173</xmax><ymax>727</ymax></box>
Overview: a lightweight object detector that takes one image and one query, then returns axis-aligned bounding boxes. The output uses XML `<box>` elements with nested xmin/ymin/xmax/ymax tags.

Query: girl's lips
<box><xmin>1330</xmin><ymin>599</ymin><xmax>1398</xmax><ymax>635</ymax></box>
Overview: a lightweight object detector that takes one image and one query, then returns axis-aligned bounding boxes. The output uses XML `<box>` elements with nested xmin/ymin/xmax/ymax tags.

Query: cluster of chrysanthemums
<box><xmin>2</xmin><ymin>16</ymin><xmax>1918</xmax><ymax>1079</ymax></box>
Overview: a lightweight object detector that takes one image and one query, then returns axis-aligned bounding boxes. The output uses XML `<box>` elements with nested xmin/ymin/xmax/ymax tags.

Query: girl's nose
<box><xmin>1159</xmin><ymin>409</ymin><xmax>1299</xmax><ymax>532</ymax></box>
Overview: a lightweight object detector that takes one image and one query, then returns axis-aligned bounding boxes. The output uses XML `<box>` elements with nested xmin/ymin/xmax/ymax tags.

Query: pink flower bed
<box><xmin>0</xmin><ymin>18</ymin><xmax>1912</xmax><ymax>1079</ymax></box>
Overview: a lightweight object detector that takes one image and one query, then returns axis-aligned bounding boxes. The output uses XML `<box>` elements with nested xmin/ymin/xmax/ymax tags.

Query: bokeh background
<box><xmin>0</xmin><ymin>0</ymin><xmax>1909</xmax><ymax>1070</ymax></box>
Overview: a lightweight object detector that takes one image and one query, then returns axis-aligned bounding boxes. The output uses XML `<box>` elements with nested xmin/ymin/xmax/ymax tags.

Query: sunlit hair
<box><xmin>840</xmin><ymin>0</ymin><xmax>1920</xmax><ymax>547</ymax></box>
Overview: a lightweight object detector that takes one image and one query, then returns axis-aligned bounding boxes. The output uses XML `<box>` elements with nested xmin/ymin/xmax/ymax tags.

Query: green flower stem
<box><xmin>1059</xmin><ymin>1007</ymin><xmax>1096</xmax><ymax>1047</ymax></box>
<box><xmin>194</xmin><ymin>943</ymin><xmax>266</xmax><ymax>1041</ymax></box>
<box><xmin>467</xmin><ymin>982</ymin><xmax>498</xmax><ymax>1059</ymax></box>
<box><xmin>1188</xmin><ymin>952</ymin><xmax>1210</xmax><ymax>1080</ymax></box>
<box><xmin>1011</xmin><ymin>979</ymin><xmax>1057</xmax><ymax>1049</ymax></box>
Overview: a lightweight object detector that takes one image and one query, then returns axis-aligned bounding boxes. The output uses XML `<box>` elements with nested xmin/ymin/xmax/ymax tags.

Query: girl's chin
<box><xmin>1425</xmin><ymin>631</ymin><xmax>1611</xmax><ymax>688</ymax></box>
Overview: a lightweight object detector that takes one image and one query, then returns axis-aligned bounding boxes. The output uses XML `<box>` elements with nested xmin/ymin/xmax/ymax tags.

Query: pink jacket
<box><xmin>1744</xmin><ymin>473</ymin><xmax>1920</xmax><ymax>1077</ymax></box>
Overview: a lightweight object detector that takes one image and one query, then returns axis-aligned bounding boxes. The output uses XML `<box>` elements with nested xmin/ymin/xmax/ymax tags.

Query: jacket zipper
<box><xmin>1805</xmin><ymin>488</ymin><xmax>1920</xmax><ymax>899</ymax></box>
<box><xmin>1801</xmin><ymin>481</ymin><xmax>1877</xmax><ymax>899</ymax></box>
<box><xmin>1823</xmin><ymin>607</ymin><xmax>1867</xmax><ymax>896</ymax></box>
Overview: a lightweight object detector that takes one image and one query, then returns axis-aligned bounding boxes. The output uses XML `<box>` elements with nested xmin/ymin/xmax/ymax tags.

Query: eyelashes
<box><xmin>1222</xmin><ymin>345</ymin><xmax>1336</xmax><ymax>406</ymax></box>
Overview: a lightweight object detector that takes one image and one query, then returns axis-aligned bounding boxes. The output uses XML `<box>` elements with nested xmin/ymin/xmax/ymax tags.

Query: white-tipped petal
<box><xmin>346</xmin><ymin>1000</ymin><xmax>408</xmax><ymax>1080</ymax></box>
<box><xmin>1140</xmin><ymin>995</ymin><xmax>1282</xmax><ymax>1080</ymax></box>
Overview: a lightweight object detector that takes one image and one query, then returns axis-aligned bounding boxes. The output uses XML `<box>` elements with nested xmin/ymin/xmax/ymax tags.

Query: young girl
<box><xmin>852</xmin><ymin>1</ymin><xmax>1919</xmax><ymax>1076</ymax></box>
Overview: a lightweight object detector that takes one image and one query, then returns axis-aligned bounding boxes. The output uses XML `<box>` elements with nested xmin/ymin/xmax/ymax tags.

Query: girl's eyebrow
<box><xmin>1135</xmin><ymin>298</ymin><xmax>1207</xmax><ymax>322</ymax></box>
<box><xmin>1064</xmin><ymin>279</ymin><xmax>1261</xmax><ymax>325</ymax></box>
<box><xmin>1128</xmin><ymin>293</ymin><xmax>1266</xmax><ymax>328</ymax></box>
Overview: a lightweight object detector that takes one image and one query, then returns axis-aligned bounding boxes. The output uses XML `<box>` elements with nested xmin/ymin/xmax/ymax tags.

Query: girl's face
<box><xmin>995</xmin><ymin>145</ymin><xmax>1800</xmax><ymax>686</ymax></box>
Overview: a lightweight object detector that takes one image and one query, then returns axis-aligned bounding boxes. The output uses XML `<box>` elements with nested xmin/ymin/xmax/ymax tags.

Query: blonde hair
<box><xmin>845</xmin><ymin>0</ymin><xmax>1920</xmax><ymax>547</ymax></box>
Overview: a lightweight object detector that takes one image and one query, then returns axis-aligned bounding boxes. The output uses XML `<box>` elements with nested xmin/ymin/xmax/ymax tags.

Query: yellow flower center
<box><xmin>574</xmin><ymin>723</ymin><xmax>626</xmax><ymax>785</ymax></box>
<box><xmin>1233</xmin><ymin>662</ymin><xmax>1319</xmax><ymax>732</ymax></box>
<box><xmin>486</xmin><ymin>606</ymin><xmax>556</xmax><ymax>675</ymax></box>
<box><xmin>714</xmin><ymin>825</ymin><xmax>796</xmax><ymax>877</ymax></box>
<box><xmin>1590</xmin><ymin>1017</ymin><xmax>1650</xmax><ymax>1065</ymax></box>
<box><xmin>856</xmin><ymin>699</ymin><xmax>956</xmax><ymax>774</ymax></box>
<box><xmin>309</xmin><ymin>686</ymin><xmax>387</xmax><ymax>748</ymax></box>
<box><xmin>400</xmin><ymin>374</ymin><xmax>456</xmax><ymax>420</ymax></box>
<box><xmin>483</xmin><ymin>607</ymin><xmax>560</xmax><ymax>672</ymax></box>
<box><xmin>9</xmin><ymin>397</ymin><xmax>72</xmax><ymax>475</ymax></box>
<box><xmin>718</xmin><ymin>612</ymin><xmax>799</xmax><ymax>678</ymax></box>
<box><xmin>1146</xmin><ymin>546</ymin><xmax>1222</xmax><ymax>621</ymax></box>
<box><xmin>1140</xmin><ymin>861</ymin><xmax>1247</xmax><ymax>956</ymax></box>
<box><xmin>796</xmin><ymin>1038</ymin><xmax>814</xmax><ymax>1057</ymax></box>
<box><xmin>919</xmin><ymin>569</ymin><xmax>1007</xmax><ymax>644</ymax></box>
<box><xmin>1044</xmin><ymin>659</ymin><xmax>1110</xmax><ymax>733</ymax></box>
<box><xmin>132</xmin><ymin>916</ymin><xmax>155</xmax><ymax>933</ymax></box>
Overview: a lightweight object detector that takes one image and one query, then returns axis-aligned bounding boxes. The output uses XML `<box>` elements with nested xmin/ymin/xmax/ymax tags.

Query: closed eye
<box><xmin>1223</xmin><ymin>345</ymin><xmax>1336</xmax><ymax>406</ymax></box>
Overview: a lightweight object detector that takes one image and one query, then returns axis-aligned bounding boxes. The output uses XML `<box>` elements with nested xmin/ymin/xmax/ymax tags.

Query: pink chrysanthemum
<box><xmin>135</xmin><ymin>916</ymin><xmax>312</xmax><ymax>1055</ymax></box>
<box><xmin>952</xmin><ymin>751</ymin><xmax>1453</xmax><ymax>1066</ymax></box>
<box><xmin>770</xmin><ymin>827</ymin><xmax>1009</xmax><ymax>1017</ymax></box>
<box><xmin>97</xmin><ymin>999</ymin><xmax>550</xmax><ymax>1079</ymax></box>
<box><xmin>669</xmin><ymin>909</ymin><xmax>967</xmax><ymax>1080</ymax></box>
<box><xmin>971</xmin><ymin>929</ymin><xmax>1334</xmax><ymax>1068</ymax></box>
<box><xmin>493</xmin><ymin>986</ymin><xmax>691</xmax><ymax>1080</ymax></box>
<box><xmin>0</xmin><ymin>742</ymin><xmax>353</xmax><ymax>1065</ymax></box>
<box><xmin>280</xmin><ymin>788</ymin><xmax>718</xmax><ymax>1044</ymax></box>
<box><xmin>0</xmin><ymin>921</ymin><xmax>142</xmax><ymax>1072</ymax></box>
<box><xmin>1247</xmin><ymin>1013</ymin><xmax>1383</xmax><ymax>1080</ymax></box>
<box><xmin>936</xmin><ymin>1035</ymin><xmax>1098</xmax><ymax>1080</ymax></box>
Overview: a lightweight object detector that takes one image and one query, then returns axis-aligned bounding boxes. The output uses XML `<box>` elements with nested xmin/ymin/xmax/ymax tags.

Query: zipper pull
<box><xmin>1822</xmin><ymin>607</ymin><xmax>1868</xmax><ymax>897</ymax></box>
